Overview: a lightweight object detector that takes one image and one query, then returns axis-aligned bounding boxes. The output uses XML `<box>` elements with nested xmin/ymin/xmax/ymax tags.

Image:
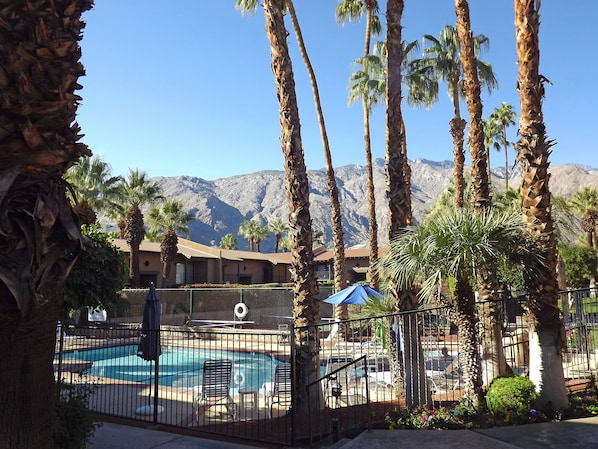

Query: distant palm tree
<box><xmin>148</xmin><ymin>199</ymin><xmax>193</xmax><ymax>287</ymax></box>
<box><xmin>219</xmin><ymin>233</ymin><xmax>238</xmax><ymax>250</ymax></box>
<box><xmin>410</xmin><ymin>25</ymin><xmax>497</xmax><ymax>207</ymax></box>
<box><xmin>482</xmin><ymin>117</ymin><xmax>501</xmax><ymax>184</ymax></box>
<box><xmin>488</xmin><ymin>102</ymin><xmax>517</xmax><ymax>190</ymax></box>
<box><xmin>569</xmin><ymin>185</ymin><xmax>598</xmax><ymax>250</ymax></box>
<box><xmin>120</xmin><ymin>169</ymin><xmax>164</xmax><ymax>287</ymax></box>
<box><xmin>514</xmin><ymin>0</ymin><xmax>568</xmax><ymax>408</ymax></box>
<box><xmin>64</xmin><ymin>155</ymin><xmax>123</xmax><ymax>220</ymax></box>
<box><xmin>238</xmin><ymin>219</ymin><xmax>267</xmax><ymax>252</ymax></box>
<box><xmin>268</xmin><ymin>217</ymin><xmax>289</xmax><ymax>253</ymax></box>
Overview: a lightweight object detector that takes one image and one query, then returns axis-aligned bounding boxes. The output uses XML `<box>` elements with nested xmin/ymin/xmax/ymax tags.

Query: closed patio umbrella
<box><xmin>136</xmin><ymin>284</ymin><xmax>163</xmax><ymax>421</ymax></box>
<box><xmin>323</xmin><ymin>284</ymin><xmax>383</xmax><ymax>305</ymax></box>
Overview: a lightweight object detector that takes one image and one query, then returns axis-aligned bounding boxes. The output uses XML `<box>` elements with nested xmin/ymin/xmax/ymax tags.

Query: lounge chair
<box><xmin>277</xmin><ymin>323</ymin><xmax>290</xmax><ymax>344</ymax></box>
<box><xmin>193</xmin><ymin>359</ymin><xmax>237</xmax><ymax>421</ymax></box>
<box><xmin>428</xmin><ymin>353</ymin><xmax>462</xmax><ymax>395</ymax></box>
<box><xmin>263</xmin><ymin>363</ymin><xmax>292</xmax><ymax>418</ymax></box>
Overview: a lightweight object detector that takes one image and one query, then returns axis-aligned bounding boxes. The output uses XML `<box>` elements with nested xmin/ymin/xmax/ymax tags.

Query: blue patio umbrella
<box><xmin>136</xmin><ymin>284</ymin><xmax>163</xmax><ymax>421</ymax></box>
<box><xmin>323</xmin><ymin>284</ymin><xmax>384</xmax><ymax>305</ymax></box>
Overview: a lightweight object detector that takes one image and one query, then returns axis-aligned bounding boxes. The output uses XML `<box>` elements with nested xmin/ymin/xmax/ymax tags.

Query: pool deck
<box><xmin>89</xmin><ymin>415</ymin><xmax>598</xmax><ymax>449</ymax></box>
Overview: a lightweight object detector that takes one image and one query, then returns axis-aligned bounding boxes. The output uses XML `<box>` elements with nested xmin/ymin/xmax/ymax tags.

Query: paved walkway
<box><xmin>89</xmin><ymin>416</ymin><xmax>598</xmax><ymax>449</ymax></box>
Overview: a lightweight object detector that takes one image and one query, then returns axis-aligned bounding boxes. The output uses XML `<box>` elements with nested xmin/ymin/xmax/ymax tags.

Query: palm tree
<box><xmin>569</xmin><ymin>185</ymin><xmax>598</xmax><ymax>250</ymax></box>
<box><xmin>482</xmin><ymin>117</ymin><xmax>501</xmax><ymax>184</ymax></box>
<box><xmin>337</xmin><ymin>0</ymin><xmax>381</xmax><ymax>290</ymax></box>
<box><xmin>238</xmin><ymin>219</ymin><xmax>267</xmax><ymax>251</ymax></box>
<box><xmin>384</xmin><ymin>0</ymin><xmax>429</xmax><ymax>407</ymax></box>
<box><xmin>455</xmin><ymin>0</ymin><xmax>508</xmax><ymax>386</ymax></box>
<box><xmin>236</xmin><ymin>0</ymin><xmax>321</xmax><ymax>412</ymax></box>
<box><xmin>0</xmin><ymin>2</ymin><xmax>93</xmax><ymax>447</ymax></box>
<box><xmin>64</xmin><ymin>154</ymin><xmax>123</xmax><ymax>220</ymax></box>
<box><xmin>488</xmin><ymin>102</ymin><xmax>517</xmax><ymax>190</ymax></box>
<box><xmin>120</xmin><ymin>169</ymin><xmax>164</xmax><ymax>287</ymax></box>
<box><xmin>514</xmin><ymin>0</ymin><xmax>568</xmax><ymax>409</ymax></box>
<box><xmin>409</xmin><ymin>25</ymin><xmax>497</xmax><ymax>207</ymax></box>
<box><xmin>284</xmin><ymin>0</ymin><xmax>349</xmax><ymax>320</ymax></box>
<box><xmin>219</xmin><ymin>233</ymin><xmax>238</xmax><ymax>250</ymax></box>
<box><xmin>377</xmin><ymin>207</ymin><xmax>544</xmax><ymax>406</ymax></box>
<box><xmin>268</xmin><ymin>217</ymin><xmax>289</xmax><ymax>253</ymax></box>
<box><xmin>147</xmin><ymin>199</ymin><xmax>193</xmax><ymax>287</ymax></box>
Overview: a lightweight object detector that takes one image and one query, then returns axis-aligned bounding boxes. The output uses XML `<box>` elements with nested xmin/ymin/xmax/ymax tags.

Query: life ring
<box><xmin>233</xmin><ymin>370</ymin><xmax>245</xmax><ymax>386</ymax></box>
<box><xmin>234</xmin><ymin>302</ymin><xmax>249</xmax><ymax>319</ymax></box>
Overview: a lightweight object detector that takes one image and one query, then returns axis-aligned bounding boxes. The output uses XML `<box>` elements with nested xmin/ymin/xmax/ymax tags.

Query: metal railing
<box><xmin>54</xmin><ymin>288</ymin><xmax>597</xmax><ymax>446</ymax></box>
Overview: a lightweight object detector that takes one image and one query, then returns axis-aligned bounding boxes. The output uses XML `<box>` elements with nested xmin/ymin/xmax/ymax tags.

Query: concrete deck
<box><xmin>89</xmin><ymin>415</ymin><xmax>598</xmax><ymax>449</ymax></box>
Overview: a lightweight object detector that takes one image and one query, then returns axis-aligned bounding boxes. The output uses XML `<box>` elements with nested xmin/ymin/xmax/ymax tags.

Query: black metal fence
<box><xmin>54</xmin><ymin>288</ymin><xmax>597</xmax><ymax>447</ymax></box>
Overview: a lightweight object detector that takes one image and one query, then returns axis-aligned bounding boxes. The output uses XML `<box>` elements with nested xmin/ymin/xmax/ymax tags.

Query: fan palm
<box><xmin>488</xmin><ymin>102</ymin><xmax>517</xmax><ymax>190</ymax></box>
<box><xmin>569</xmin><ymin>185</ymin><xmax>598</xmax><ymax>250</ymax></box>
<box><xmin>64</xmin><ymin>155</ymin><xmax>123</xmax><ymax>220</ymax></box>
<box><xmin>0</xmin><ymin>2</ymin><xmax>93</xmax><ymax>447</ymax></box>
<box><xmin>409</xmin><ymin>25</ymin><xmax>497</xmax><ymax>207</ymax></box>
<box><xmin>377</xmin><ymin>207</ymin><xmax>544</xmax><ymax>406</ymax></box>
<box><xmin>268</xmin><ymin>217</ymin><xmax>289</xmax><ymax>253</ymax></box>
<box><xmin>338</xmin><ymin>0</ymin><xmax>381</xmax><ymax>289</ymax></box>
<box><xmin>236</xmin><ymin>0</ymin><xmax>321</xmax><ymax>412</ymax></box>
<box><xmin>148</xmin><ymin>199</ymin><xmax>193</xmax><ymax>287</ymax></box>
<box><xmin>120</xmin><ymin>169</ymin><xmax>164</xmax><ymax>287</ymax></box>
<box><xmin>219</xmin><ymin>233</ymin><xmax>238</xmax><ymax>250</ymax></box>
<box><xmin>514</xmin><ymin>0</ymin><xmax>568</xmax><ymax>408</ymax></box>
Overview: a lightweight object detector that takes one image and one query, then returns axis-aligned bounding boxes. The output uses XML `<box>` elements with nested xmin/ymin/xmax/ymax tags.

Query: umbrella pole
<box><xmin>153</xmin><ymin>354</ymin><xmax>159</xmax><ymax>424</ymax></box>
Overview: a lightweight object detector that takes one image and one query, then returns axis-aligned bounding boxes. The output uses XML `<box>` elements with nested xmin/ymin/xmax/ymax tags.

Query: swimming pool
<box><xmin>59</xmin><ymin>344</ymin><xmax>282</xmax><ymax>391</ymax></box>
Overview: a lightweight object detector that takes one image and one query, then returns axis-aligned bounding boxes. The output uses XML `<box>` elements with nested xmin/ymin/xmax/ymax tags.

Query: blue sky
<box><xmin>77</xmin><ymin>1</ymin><xmax>596</xmax><ymax>180</ymax></box>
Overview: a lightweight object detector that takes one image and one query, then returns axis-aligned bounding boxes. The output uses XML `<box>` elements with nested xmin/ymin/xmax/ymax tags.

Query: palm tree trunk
<box><xmin>364</xmin><ymin>102</ymin><xmax>380</xmax><ymax>289</ymax></box>
<box><xmin>455</xmin><ymin>0</ymin><xmax>508</xmax><ymax>386</ymax></box>
<box><xmin>0</xmin><ymin>1</ymin><xmax>92</xmax><ymax>446</ymax></box>
<box><xmin>286</xmin><ymin>0</ymin><xmax>348</xmax><ymax>321</ymax></box>
<box><xmin>454</xmin><ymin>279</ymin><xmax>483</xmax><ymax>406</ymax></box>
<box><xmin>515</xmin><ymin>0</ymin><xmax>568</xmax><ymax>408</ymax></box>
<box><xmin>386</xmin><ymin>0</ymin><xmax>427</xmax><ymax>407</ymax></box>
<box><xmin>263</xmin><ymin>0</ymin><xmax>321</xmax><ymax>412</ymax></box>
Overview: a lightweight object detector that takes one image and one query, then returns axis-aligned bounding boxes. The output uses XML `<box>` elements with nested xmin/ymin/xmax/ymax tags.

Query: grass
<box><xmin>373</xmin><ymin>387</ymin><xmax>598</xmax><ymax>431</ymax></box>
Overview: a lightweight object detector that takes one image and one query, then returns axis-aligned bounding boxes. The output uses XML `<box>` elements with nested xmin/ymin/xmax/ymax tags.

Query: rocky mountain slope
<box><xmin>114</xmin><ymin>160</ymin><xmax>598</xmax><ymax>253</ymax></box>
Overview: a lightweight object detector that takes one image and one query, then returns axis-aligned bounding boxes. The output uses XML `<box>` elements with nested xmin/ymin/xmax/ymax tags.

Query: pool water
<box><xmin>59</xmin><ymin>344</ymin><xmax>281</xmax><ymax>391</ymax></box>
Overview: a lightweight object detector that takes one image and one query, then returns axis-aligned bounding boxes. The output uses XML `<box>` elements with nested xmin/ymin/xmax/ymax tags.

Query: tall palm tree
<box><xmin>337</xmin><ymin>0</ymin><xmax>381</xmax><ymax>290</ymax></box>
<box><xmin>514</xmin><ymin>0</ymin><xmax>568</xmax><ymax>408</ymax></box>
<box><xmin>454</xmin><ymin>0</ymin><xmax>508</xmax><ymax>386</ymax></box>
<box><xmin>410</xmin><ymin>25</ymin><xmax>497</xmax><ymax>207</ymax></box>
<box><xmin>268</xmin><ymin>217</ymin><xmax>289</xmax><ymax>253</ymax></box>
<box><xmin>238</xmin><ymin>219</ymin><xmax>267</xmax><ymax>251</ymax></box>
<box><xmin>236</xmin><ymin>0</ymin><xmax>321</xmax><ymax>412</ymax></box>
<box><xmin>377</xmin><ymin>207</ymin><xmax>544</xmax><ymax>406</ymax></box>
<box><xmin>384</xmin><ymin>0</ymin><xmax>428</xmax><ymax>407</ymax></box>
<box><xmin>285</xmin><ymin>0</ymin><xmax>349</xmax><ymax>320</ymax></box>
<box><xmin>0</xmin><ymin>2</ymin><xmax>93</xmax><ymax>447</ymax></box>
<box><xmin>120</xmin><ymin>169</ymin><xmax>164</xmax><ymax>287</ymax></box>
<box><xmin>64</xmin><ymin>154</ymin><xmax>123</xmax><ymax>221</ymax></box>
<box><xmin>488</xmin><ymin>102</ymin><xmax>517</xmax><ymax>190</ymax></box>
<box><xmin>147</xmin><ymin>199</ymin><xmax>193</xmax><ymax>287</ymax></box>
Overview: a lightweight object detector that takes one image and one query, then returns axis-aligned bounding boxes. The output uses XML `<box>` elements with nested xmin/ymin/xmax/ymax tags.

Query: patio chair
<box><xmin>428</xmin><ymin>353</ymin><xmax>462</xmax><ymax>395</ymax></box>
<box><xmin>277</xmin><ymin>323</ymin><xmax>290</xmax><ymax>344</ymax></box>
<box><xmin>193</xmin><ymin>359</ymin><xmax>237</xmax><ymax>421</ymax></box>
<box><xmin>264</xmin><ymin>363</ymin><xmax>292</xmax><ymax>418</ymax></box>
<box><xmin>323</xmin><ymin>358</ymin><xmax>364</xmax><ymax>408</ymax></box>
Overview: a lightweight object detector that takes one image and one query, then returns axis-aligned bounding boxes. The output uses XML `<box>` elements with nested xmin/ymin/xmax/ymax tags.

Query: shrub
<box><xmin>53</xmin><ymin>379</ymin><xmax>101</xmax><ymax>449</ymax></box>
<box><xmin>486</xmin><ymin>376</ymin><xmax>538</xmax><ymax>417</ymax></box>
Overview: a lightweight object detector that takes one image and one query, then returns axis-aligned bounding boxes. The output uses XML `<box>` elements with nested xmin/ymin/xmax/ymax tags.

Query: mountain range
<box><xmin>112</xmin><ymin>159</ymin><xmax>598</xmax><ymax>253</ymax></box>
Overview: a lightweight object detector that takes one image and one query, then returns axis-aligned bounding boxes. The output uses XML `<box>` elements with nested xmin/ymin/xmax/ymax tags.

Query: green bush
<box><xmin>486</xmin><ymin>376</ymin><xmax>538</xmax><ymax>417</ymax></box>
<box><xmin>53</xmin><ymin>379</ymin><xmax>101</xmax><ymax>449</ymax></box>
